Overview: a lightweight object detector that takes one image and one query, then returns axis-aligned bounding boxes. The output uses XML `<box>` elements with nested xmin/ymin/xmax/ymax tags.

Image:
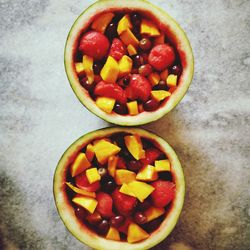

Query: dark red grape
<box><xmin>80</xmin><ymin>77</ymin><xmax>95</xmax><ymax>92</ymax></box>
<box><xmin>101</xmin><ymin>176</ymin><xmax>117</xmax><ymax>193</ymax></box>
<box><xmin>93</xmin><ymin>62</ymin><xmax>102</xmax><ymax>75</ymax></box>
<box><xmin>137</xmin><ymin>200</ymin><xmax>151</xmax><ymax>211</ymax></box>
<box><xmin>110</xmin><ymin>215</ymin><xmax>125</xmax><ymax>228</ymax></box>
<box><xmin>114</xmin><ymin>103</ymin><xmax>128</xmax><ymax>115</ymax></box>
<box><xmin>170</xmin><ymin>65</ymin><xmax>182</xmax><ymax>76</ymax></box>
<box><xmin>75</xmin><ymin>207</ymin><xmax>87</xmax><ymax>220</ymax></box>
<box><xmin>153</xmin><ymin>80</ymin><xmax>170</xmax><ymax>91</ymax></box>
<box><xmin>105</xmin><ymin>22</ymin><xmax>118</xmax><ymax>40</ymax></box>
<box><xmin>97</xmin><ymin>219</ymin><xmax>109</xmax><ymax>235</ymax></box>
<box><xmin>127</xmin><ymin>160</ymin><xmax>142</xmax><ymax>172</ymax></box>
<box><xmin>130</xmin><ymin>13</ymin><xmax>141</xmax><ymax>28</ymax></box>
<box><xmin>132</xmin><ymin>54</ymin><xmax>144</xmax><ymax>68</ymax></box>
<box><xmin>143</xmin><ymin>99</ymin><xmax>160</xmax><ymax>111</ymax></box>
<box><xmin>139</xmin><ymin>64</ymin><xmax>152</xmax><ymax>76</ymax></box>
<box><xmin>134</xmin><ymin>212</ymin><xmax>147</xmax><ymax>225</ymax></box>
<box><xmin>139</xmin><ymin>38</ymin><xmax>152</xmax><ymax>51</ymax></box>
<box><xmin>123</xmin><ymin>75</ymin><xmax>131</xmax><ymax>85</ymax></box>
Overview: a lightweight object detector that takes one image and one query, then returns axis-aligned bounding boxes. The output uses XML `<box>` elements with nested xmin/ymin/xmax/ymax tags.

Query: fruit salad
<box><xmin>65</xmin><ymin>132</ymin><xmax>175</xmax><ymax>243</ymax></box>
<box><xmin>74</xmin><ymin>11</ymin><xmax>182</xmax><ymax>116</ymax></box>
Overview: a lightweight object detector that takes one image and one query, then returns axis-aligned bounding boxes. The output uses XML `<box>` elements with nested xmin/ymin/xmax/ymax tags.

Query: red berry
<box><xmin>75</xmin><ymin>172</ymin><xmax>100</xmax><ymax>192</ymax></box>
<box><xmin>109</xmin><ymin>38</ymin><xmax>126</xmax><ymax>61</ymax></box>
<box><xmin>94</xmin><ymin>81</ymin><xmax>127</xmax><ymax>104</ymax></box>
<box><xmin>148</xmin><ymin>44</ymin><xmax>175</xmax><ymax>71</ymax></box>
<box><xmin>79</xmin><ymin>31</ymin><xmax>110</xmax><ymax>60</ymax></box>
<box><xmin>96</xmin><ymin>192</ymin><xmax>114</xmax><ymax>218</ymax></box>
<box><xmin>151</xmin><ymin>180</ymin><xmax>175</xmax><ymax>208</ymax></box>
<box><xmin>125</xmin><ymin>74</ymin><xmax>151</xmax><ymax>102</ymax></box>
<box><xmin>141</xmin><ymin>148</ymin><xmax>163</xmax><ymax>166</ymax></box>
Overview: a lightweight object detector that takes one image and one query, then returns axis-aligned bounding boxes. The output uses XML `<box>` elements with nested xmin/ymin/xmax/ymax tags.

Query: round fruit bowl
<box><xmin>53</xmin><ymin>127</ymin><xmax>185</xmax><ymax>250</ymax></box>
<box><xmin>64</xmin><ymin>0</ymin><xmax>194</xmax><ymax>126</ymax></box>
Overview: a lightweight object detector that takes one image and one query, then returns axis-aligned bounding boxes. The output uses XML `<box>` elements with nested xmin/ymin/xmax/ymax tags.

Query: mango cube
<box><xmin>127</xmin><ymin>223</ymin><xmax>149</xmax><ymax>243</ymax></box>
<box><xmin>96</xmin><ymin>97</ymin><xmax>115</xmax><ymax>114</ymax></box>
<box><xmin>127</xmin><ymin>101</ymin><xmax>139</xmax><ymax>116</ymax></box>
<box><xmin>91</xmin><ymin>12</ymin><xmax>115</xmax><ymax>33</ymax></box>
<box><xmin>136</xmin><ymin>165</ymin><xmax>158</xmax><ymax>182</ymax></box>
<box><xmin>75</xmin><ymin>62</ymin><xmax>85</xmax><ymax>75</ymax></box>
<box><xmin>86</xmin><ymin>168</ymin><xmax>101</xmax><ymax>184</ymax></box>
<box><xmin>85</xmin><ymin>144</ymin><xmax>95</xmax><ymax>162</ymax></box>
<box><xmin>93</xmin><ymin>139</ymin><xmax>121</xmax><ymax>164</ymax></box>
<box><xmin>100</xmin><ymin>56</ymin><xmax>119</xmax><ymax>83</ymax></box>
<box><xmin>66</xmin><ymin>182</ymin><xmax>96</xmax><ymax>198</ymax></box>
<box><xmin>118</xmin><ymin>55</ymin><xmax>133</xmax><ymax>77</ymax></box>
<box><xmin>82</xmin><ymin>55</ymin><xmax>94</xmax><ymax>84</ymax></box>
<box><xmin>106</xmin><ymin>227</ymin><xmax>120</xmax><ymax>241</ymax></box>
<box><xmin>148</xmin><ymin>72</ymin><xmax>160</xmax><ymax>86</ymax></box>
<box><xmin>72</xmin><ymin>195</ymin><xmax>98</xmax><ymax>214</ymax></box>
<box><xmin>155</xmin><ymin>159</ymin><xmax>171</xmax><ymax>172</ymax></box>
<box><xmin>119</xmin><ymin>183</ymin><xmax>136</xmax><ymax>197</ymax></box>
<box><xmin>115</xmin><ymin>169</ymin><xmax>136</xmax><ymax>185</ymax></box>
<box><xmin>144</xmin><ymin>207</ymin><xmax>165</xmax><ymax>222</ymax></box>
<box><xmin>140</xmin><ymin>19</ymin><xmax>160</xmax><ymax>37</ymax></box>
<box><xmin>124</xmin><ymin>135</ymin><xmax>145</xmax><ymax>160</ymax></box>
<box><xmin>108</xmin><ymin>155</ymin><xmax>118</xmax><ymax>177</ymax></box>
<box><xmin>127</xmin><ymin>181</ymin><xmax>155</xmax><ymax>202</ymax></box>
<box><xmin>120</xmin><ymin>29</ymin><xmax>139</xmax><ymax>48</ymax></box>
<box><xmin>117</xmin><ymin>14</ymin><xmax>132</xmax><ymax>35</ymax></box>
<box><xmin>166</xmin><ymin>74</ymin><xmax>178</xmax><ymax>87</ymax></box>
<box><xmin>160</xmin><ymin>69</ymin><xmax>169</xmax><ymax>81</ymax></box>
<box><xmin>151</xmin><ymin>90</ymin><xmax>171</xmax><ymax>102</ymax></box>
<box><xmin>127</xmin><ymin>44</ymin><xmax>137</xmax><ymax>56</ymax></box>
<box><xmin>154</xmin><ymin>33</ymin><xmax>165</xmax><ymax>45</ymax></box>
<box><xmin>70</xmin><ymin>153</ymin><xmax>91</xmax><ymax>177</ymax></box>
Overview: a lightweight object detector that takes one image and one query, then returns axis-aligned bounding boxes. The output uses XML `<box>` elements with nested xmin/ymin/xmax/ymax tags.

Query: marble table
<box><xmin>0</xmin><ymin>0</ymin><xmax>249</xmax><ymax>249</ymax></box>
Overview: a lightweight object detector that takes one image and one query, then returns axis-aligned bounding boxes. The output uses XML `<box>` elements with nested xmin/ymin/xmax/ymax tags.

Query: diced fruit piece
<box><xmin>71</xmin><ymin>153</ymin><xmax>91</xmax><ymax>177</ymax></box>
<box><xmin>148</xmin><ymin>72</ymin><xmax>160</xmax><ymax>86</ymax></box>
<box><xmin>110</xmin><ymin>215</ymin><xmax>125</xmax><ymax>228</ymax></box>
<box><xmin>151</xmin><ymin>180</ymin><xmax>175</xmax><ymax>207</ymax></box>
<box><xmin>120</xmin><ymin>183</ymin><xmax>136</xmax><ymax>197</ymax></box>
<box><xmin>75</xmin><ymin>62</ymin><xmax>85</xmax><ymax>75</ymax></box>
<box><xmin>82</xmin><ymin>55</ymin><xmax>94</xmax><ymax>84</ymax></box>
<box><xmin>94</xmin><ymin>81</ymin><xmax>127</xmax><ymax>104</ymax></box>
<box><xmin>160</xmin><ymin>69</ymin><xmax>169</xmax><ymax>81</ymax></box>
<box><xmin>144</xmin><ymin>207</ymin><xmax>165</xmax><ymax>222</ymax></box>
<box><xmin>66</xmin><ymin>182</ymin><xmax>96</xmax><ymax>198</ymax></box>
<box><xmin>109</xmin><ymin>38</ymin><xmax>126</xmax><ymax>61</ymax></box>
<box><xmin>93</xmin><ymin>139</ymin><xmax>121</xmax><ymax>164</ymax></box>
<box><xmin>151</xmin><ymin>90</ymin><xmax>171</xmax><ymax>102</ymax></box>
<box><xmin>120</xmin><ymin>29</ymin><xmax>139</xmax><ymax>47</ymax></box>
<box><xmin>127</xmin><ymin>44</ymin><xmax>137</xmax><ymax>56</ymax></box>
<box><xmin>106</xmin><ymin>227</ymin><xmax>120</xmax><ymax>241</ymax></box>
<box><xmin>136</xmin><ymin>165</ymin><xmax>158</xmax><ymax>181</ymax></box>
<box><xmin>96</xmin><ymin>192</ymin><xmax>114</xmax><ymax>218</ymax></box>
<box><xmin>86</xmin><ymin>168</ymin><xmax>101</xmax><ymax>184</ymax></box>
<box><xmin>154</xmin><ymin>33</ymin><xmax>165</xmax><ymax>45</ymax></box>
<box><xmin>72</xmin><ymin>195</ymin><xmax>98</xmax><ymax>214</ymax></box>
<box><xmin>86</xmin><ymin>211</ymin><xmax>102</xmax><ymax>225</ymax></box>
<box><xmin>79</xmin><ymin>31</ymin><xmax>110</xmax><ymax>60</ymax></box>
<box><xmin>155</xmin><ymin>159</ymin><xmax>171</xmax><ymax>172</ymax></box>
<box><xmin>100</xmin><ymin>56</ymin><xmax>119</xmax><ymax>83</ymax></box>
<box><xmin>127</xmin><ymin>181</ymin><xmax>155</xmax><ymax>202</ymax></box>
<box><xmin>108</xmin><ymin>155</ymin><xmax>118</xmax><ymax>177</ymax></box>
<box><xmin>125</xmin><ymin>74</ymin><xmax>151</xmax><ymax>102</ymax></box>
<box><xmin>96</xmin><ymin>97</ymin><xmax>115</xmax><ymax>114</ymax></box>
<box><xmin>112</xmin><ymin>188</ymin><xmax>137</xmax><ymax>216</ymax></box>
<box><xmin>149</xmin><ymin>44</ymin><xmax>175</xmax><ymax>71</ymax></box>
<box><xmin>91</xmin><ymin>12</ymin><xmax>115</xmax><ymax>33</ymax></box>
<box><xmin>134</xmin><ymin>212</ymin><xmax>147</xmax><ymax>225</ymax></box>
<box><xmin>143</xmin><ymin>99</ymin><xmax>159</xmax><ymax>111</ymax></box>
<box><xmin>127</xmin><ymin>101</ymin><xmax>139</xmax><ymax>116</ymax></box>
<box><xmin>75</xmin><ymin>171</ymin><xmax>100</xmax><ymax>192</ymax></box>
<box><xmin>118</xmin><ymin>55</ymin><xmax>133</xmax><ymax>78</ymax></box>
<box><xmin>166</xmin><ymin>74</ymin><xmax>178</xmax><ymax>87</ymax></box>
<box><xmin>141</xmin><ymin>148</ymin><xmax>163</xmax><ymax>166</ymax></box>
<box><xmin>140</xmin><ymin>19</ymin><xmax>160</xmax><ymax>37</ymax></box>
<box><xmin>127</xmin><ymin>223</ymin><xmax>149</xmax><ymax>243</ymax></box>
<box><xmin>124</xmin><ymin>135</ymin><xmax>145</xmax><ymax>160</ymax></box>
<box><xmin>115</xmin><ymin>169</ymin><xmax>136</xmax><ymax>185</ymax></box>
<box><xmin>86</xmin><ymin>144</ymin><xmax>95</xmax><ymax>162</ymax></box>
<box><xmin>117</xmin><ymin>14</ymin><xmax>132</xmax><ymax>35</ymax></box>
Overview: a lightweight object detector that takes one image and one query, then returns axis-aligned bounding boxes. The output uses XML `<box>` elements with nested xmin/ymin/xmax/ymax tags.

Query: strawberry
<box><xmin>141</xmin><ymin>148</ymin><xmax>163</xmax><ymax>166</ymax></box>
<box><xmin>79</xmin><ymin>31</ymin><xmax>110</xmax><ymax>60</ymax></box>
<box><xmin>148</xmin><ymin>44</ymin><xmax>175</xmax><ymax>71</ymax></box>
<box><xmin>151</xmin><ymin>180</ymin><xmax>175</xmax><ymax>208</ymax></box>
<box><xmin>96</xmin><ymin>192</ymin><xmax>114</xmax><ymax>218</ymax></box>
<box><xmin>109</xmin><ymin>38</ymin><xmax>126</xmax><ymax>61</ymax></box>
<box><xmin>75</xmin><ymin>171</ymin><xmax>100</xmax><ymax>192</ymax></box>
<box><xmin>94</xmin><ymin>81</ymin><xmax>127</xmax><ymax>104</ymax></box>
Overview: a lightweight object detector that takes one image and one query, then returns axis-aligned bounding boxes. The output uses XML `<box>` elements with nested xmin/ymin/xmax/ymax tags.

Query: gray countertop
<box><xmin>0</xmin><ymin>0</ymin><xmax>249</xmax><ymax>249</ymax></box>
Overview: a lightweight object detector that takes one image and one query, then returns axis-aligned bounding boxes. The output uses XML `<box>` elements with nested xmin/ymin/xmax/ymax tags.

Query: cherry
<box><xmin>139</xmin><ymin>64</ymin><xmax>152</xmax><ymax>76</ymax></box>
<box><xmin>75</xmin><ymin>207</ymin><xmax>87</xmax><ymax>221</ymax></box>
<box><xmin>105</xmin><ymin>22</ymin><xmax>118</xmax><ymax>40</ymax></box>
<box><xmin>110</xmin><ymin>215</ymin><xmax>125</xmax><ymax>228</ymax></box>
<box><xmin>139</xmin><ymin>38</ymin><xmax>152</xmax><ymax>51</ymax></box>
<box><xmin>143</xmin><ymin>99</ymin><xmax>160</xmax><ymax>111</ymax></box>
<box><xmin>97</xmin><ymin>219</ymin><xmax>109</xmax><ymax>235</ymax></box>
<box><xmin>134</xmin><ymin>212</ymin><xmax>147</xmax><ymax>225</ymax></box>
<box><xmin>170</xmin><ymin>65</ymin><xmax>182</xmax><ymax>76</ymax></box>
<box><xmin>114</xmin><ymin>103</ymin><xmax>128</xmax><ymax>115</ymax></box>
<box><xmin>127</xmin><ymin>160</ymin><xmax>142</xmax><ymax>172</ymax></box>
<box><xmin>98</xmin><ymin>168</ymin><xmax>108</xmax><ymax>178</ymax></box>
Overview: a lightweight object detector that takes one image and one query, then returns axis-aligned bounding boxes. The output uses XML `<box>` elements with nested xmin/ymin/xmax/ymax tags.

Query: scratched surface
<box><xmin>0</xmin><ymin>0</ymin><xmax>250</xmax><ymax>249</ymax></box>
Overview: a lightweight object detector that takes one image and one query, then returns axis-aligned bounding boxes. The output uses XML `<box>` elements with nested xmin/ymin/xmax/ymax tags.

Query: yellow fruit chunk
<box><xmin>127</xmin><ymin>44</ymin><xmax>137</xmax><ymax>56</ymax></box>
<box><xmin>115</xmin><ymin>170</ymin><xmax>136</xmax><ymax>185</ymax></box>
<box><xmin>160</xmin><ymin>69</ymin><xmax>169</xmax><ymax>81</ymax></box>
<box><xmin>148</xmin><ymin>72</ymin><xmax>160</xmax><ymax>86</ymax></box>
<box><xmin>70</xmin><ymin>153</ymin><xmax>91</xmax><ymax>177</ymax></box>
<box><xmin>144</xmin><ymin>207</ymin><xmax>165</xmax><ymax>222</ymax></box>
<box><xmin>120</xmin><ymin>29</ymin><xmax>139</xmax><ymax>48</ymax></box>
<box><xmin>136</xmin><ymin>165</ymin><xmax>158</xmax><ymax>182</ymax></box>
<box><xmin>127</xmin><ymin>101</ymin><xmax>139</xmax><ymax>116</ymax></box>
<box><xmin>106</xmin><ymin>227</ymin><xmax>120</xmax><ymax>241</ymax></box>
<box><xmin>124</xmin><ymin>135</ymin><xmax>145</xmax><ymax>160</ymax></box>
<box><xmin>140</xmin><ymin>19</ymin><xmax>160</xmax><ymax>37</ymax></box>
<box><xmin>100</xmin><ymin>56</ymin><xmax>119</xmax><ymax>83</ymax></box>
<box><xmin>118</xmin><ymin>55</ymin><xmax>133</xmax><ymax>77</ymax></box>
<box><xmin>127</xmin><ymin>223</ymin><xmax>149</xmax><ymax>243</ymax></box>
<box><xmin>127</xmin><ymin>181</ymin><xmax>155</xmax><ymax>202</ymax></box>
<box><xmin>151</xmin><ymin>90</ymin><xmax>171</xmax><ymax>102</ymax></box>
<box><xmin>91</xmin><ymin>12</ymin><xmax>115</xmax><ymax>33</ymax></box>
<box><xmin>65</xmin><ymin>182</ymin><xmax>96</xmax><ymax>198</ymax></box>
<box><xmin>75</xmin><ymin>62</ymin><xmax>85</xmax><ymax>75</ymax></box>
<box><xmin>154</xmin><ymin>33</ymin><xmax>165</xmax><ymax>45</ymax></box>
<box><xmin>108</xmin><ymin>155</ymin><xmax>118</xmax><ymax>177</ymax></box>
<box><xmin>166</xmin><ymin>74</ymin><xmax>178</xmax><ymax>87</ymax></box>
<box><xmin>82</xmin><ymin>55</ymin><xmax>94</xmax><ymax>84</ymax></box>
<box><xmin>155</xmin><ymin>159</ymin><xmax>171</xmax><ymax>172</ymax></box>
<box><xmin>96</xmin><ymin>97</ymin><xmax>115</xmax><ymax>114</ymax></box>
<box><xmin>72</xmin><ymin>195</ymin><xmax>98</xmax><ymax>214</ymax></box>
<box><xmin>119</xmin><ymin>183</ymin><xmax>136</xmax><ymax>197</ymax></box>
<box><xmin>86</xmin><ymin>144</ymin><xmax>95</xmax><ymax>162</ymax></box>
<box><xmin>93</xmin><ymin>139</ymin><xmax>121</xmax><ymax>164</ymax></box>
<box><xmin>117</xmin><ymin>14</ymin><xmax>132</xmax><ymax>35</ymax></box>
<box><xmin>86</xmin><ymin>168</ymin><xmax>101</xmax><ymax>184</ymax></box>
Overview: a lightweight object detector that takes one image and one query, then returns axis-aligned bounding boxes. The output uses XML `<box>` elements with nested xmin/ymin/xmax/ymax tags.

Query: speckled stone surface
<box><xmin>0</xmin><ymin>0</ymin><xmax>249</xmax><ymax>249</ymax></box>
